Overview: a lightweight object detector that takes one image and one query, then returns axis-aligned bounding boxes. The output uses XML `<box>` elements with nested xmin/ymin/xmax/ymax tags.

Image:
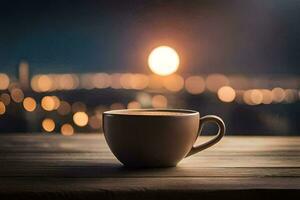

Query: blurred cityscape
<box><xmin>0</xmin><ymin>60</ymin><xmax>299</xmax><ymax>135</ymax></box>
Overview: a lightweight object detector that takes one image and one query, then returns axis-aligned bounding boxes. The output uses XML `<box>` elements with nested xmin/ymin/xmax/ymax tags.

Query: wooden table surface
<box><xmin>0</xmin><ymin>134</ymin><xmax>300</xmax><ymax>200</ymax></box>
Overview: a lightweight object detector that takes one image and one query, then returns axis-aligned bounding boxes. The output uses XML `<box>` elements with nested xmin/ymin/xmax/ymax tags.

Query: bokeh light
<box><xmin>61</xmin><ymin>123</ymin><xmax>74</xmax><ymax>136</ymax></box>
<box><xmin>37</xmin><ymin>75</ymin><xmax>53</xmax><ymax>92</ymax></box>
<box><xmin>217</xmin><ymin>86</ymin><xmax>236</xmax><ymax>103</ymax></box>
<box><xmin>73</xmin><ymin>112</ymin><xmax>89</xmax><ymax>127</ymax></box>
<box><xmin>136</xmin><ymin>92</ymin><xmax>152</xmax><ymax>107</ymax></box>
<box><xmin>261</xmin><ymin>89</ymin><xmax>273</xmax><ymax>104</ymax></box>
<box><xmin>284</xmin><ymin>89</ymin><xmax>297</xmax><ymax>103</ymax></box>
<box><xmin>2</xmin><ymin>65</ymin><xmax>300</xmax><ymax>135</ymax></box>
<box><xmin>51</xmin><ymin>96</ymin><xmax>61</xmax><ymax>109</ymax></box>
<box><xmin>92</xmin><ymin>73</ymin><xmax>111</xmax><ymax>89</ymax></box>
<box><xmin>10</xmin><ymin>88</ymin><xmax>24</xmax><ymax>103</ymax></box>
<box><xmin>120</xmin><ymin>73</ymin><xmax>133</xmax><ymax>89</ymax></box>
<box><xmin>185</xmin><ymin>76</ymin><xmax>205</xmax><ymax>94</ymax></box>
<box><xmin>243</xmin><ymin>90</ymin><xmax>252</xmax><ymax>105</ymax></box>
<box><xmin>127</xmin><ymin>101</ymin><xmax>141</xmax><ymax>109</ymax></box>
<box><xmin>271</xmin><ymin>87</ymin><xmax>285</xmax><ymax>103</ymax></box>
<box><xmin>42</xmin><ymin>118</ymin><xmax>55</xmax><ymax>132</ymax></box>
<box><xmin>8</xmin><ymin>82</ymin><xmax>19</xmax><ymax>92</ymax></box>
<box><xmin>0</xmin><ymin>101</ymin><xmax>6</xmax><ymax>115</ymax></box>
<box><xmin>0</xmin><ymin>73</ymin><xmax>10</xmax><ymax>90</ymax></box>
<box><xmin>130</xmin><ymin>74</ymin><xmax>149</xmax><ymax>90</ymax></box>
<box><xmin>148</xmin><ymin>74</ymin><xmax>163</xmax><ymax>89</ymax></box>
<box><xmin>41</xmin><ymin>96</ymin><xmax>56</xmax><ymax>111</ymax></box>
<box><xmin>110</xmin><ymin>73</ymin><xmax>122</xmax><ymax>89</ymax></box>
<box><xmin>163</xmin><ymin>74</ymin><xmax>184</xmax><ymax>92</ymax></box>
<box><xmin>30</xmin><ymin>75</ymin><xmax>40</xmax><ymax>92</ymax></box>
<box><xmin>0</xmin><ymin>93</ymin><xmax>11</xmax><ymax>105</ymax></box>
<box><xmin>148</xmin><ymin>46</ymin><xmax>180</xmax><ymax>76</ymax></box>
<box><xmin>23</xmin><ymin>97</ymin><xmax>37</xmax><ymax>112</ymax></box>
<box><xmin>250</xmin><ymin>89</ymin><xmax>263</xmax><ymax>105</ymax></box>
<box><xmin>152</xmin><ymin>95</ymin><xmax>168</xmax><ymax>108</ymax></box>
<box><xmin>58</xmin><ymin>74</ymin><xmax>79</xmax><ymax>90</ymax></box>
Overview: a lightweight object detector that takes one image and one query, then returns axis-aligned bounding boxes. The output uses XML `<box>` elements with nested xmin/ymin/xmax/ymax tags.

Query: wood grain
<box><xmin>0</xmin><ymin>134</ymin><xmax>299</xmax><ymax>199</ymax></box>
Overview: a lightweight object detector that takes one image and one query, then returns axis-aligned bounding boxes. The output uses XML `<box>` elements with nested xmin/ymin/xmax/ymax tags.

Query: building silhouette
<box><xmin>18</xmin><ymin>60</ymin><xmax>30</xmax><ymax>90</ymax></box>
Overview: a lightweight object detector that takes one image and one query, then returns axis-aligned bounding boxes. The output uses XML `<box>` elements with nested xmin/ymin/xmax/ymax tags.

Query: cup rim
<box><xmin>103</xmin><ymin>108</ymin><xmax>199</xmax><ymax>117</ymax></box>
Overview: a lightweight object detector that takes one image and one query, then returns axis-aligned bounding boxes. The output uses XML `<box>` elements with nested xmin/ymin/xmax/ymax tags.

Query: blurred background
<box><xmin>0</xmin><ymin>0</ymin><xmax>299</xmax><ymax>135</ymax></box>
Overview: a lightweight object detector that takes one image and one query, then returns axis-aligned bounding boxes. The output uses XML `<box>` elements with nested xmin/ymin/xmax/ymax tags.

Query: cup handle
<box><xmin>186</xmin><ymin>115</ymin><xmax>225</xmax><ymax>157</ymax></box>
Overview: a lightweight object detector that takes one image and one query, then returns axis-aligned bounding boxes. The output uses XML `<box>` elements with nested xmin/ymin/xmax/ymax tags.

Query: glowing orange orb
<box><xmin>148</xmin><ymin>46</ymin><xmax>180</xmax><ymax>76</ymax></box>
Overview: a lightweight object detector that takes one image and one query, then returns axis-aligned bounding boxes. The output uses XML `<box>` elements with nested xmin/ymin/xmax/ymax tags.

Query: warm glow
<box><xmin>271</xmin><ymin>87</ymin><xmax>285</xmax><ymax>103</ymax></box>
<box><xmin>284</xmin><ymin>89</ymin><xmax>297</xmax><ymax>103</ymax></box>
<box><xmin>23</xmin><ymin>97</ymin><xmax>37</xmax><ymax>112</ymax></box>
<box><xmin>130</xmin><ymin>74</ymin><xmax>149</xmax><ymax>90</ymax></box>
<box><xmin>243</xmin><ymin>90</ymin><xmax>252</xmax><ymax>105</ymax></box>
<box><xmin>92</xmin><ymin>73</ymin><xmax>111</xmax><ymax>89</ymax></box>
<box><xmin>11</xmin><ymin>88</ymin><xmax>24</xmax><ymax>103</ymax></box>
<box><xmin>120</xmin><ymin>73</ymin><xmax>149</xmax><ymax>90</ymax></box>
<box><xmin>38</xmin><ymin>75</ymin><xmax>53</xmax><ymax>92</ymax></box>
<box><xmin>250</xmin><ymin>89</ymin><xmax>263</xmax><ymax>105</ymax></box>
<box><xmin>148</xmin><ymin>46</ymin><xmax>180</xmax><ymax>76</ymax></box>
<box><xmin>243</xmin><ymin>89</ymin><xmax>264</xmax><ymax>105</ymax></box>
<box><xmin>0</xmin><ymin>73</ymin><xmax>10</xmax><ymax>90</ymax></box>
<box><xmin>185</xmin><ymin>76</ymin><xmax>205</xmax><ymax>94</ymax></box>
<box><xmin>0</xmin><ymin>101</ymin><xmax>5</xmax><ymax>115</ymax></box>
<box><xmin>127</xmin><ymin>101</ymin><xmax>141</xmax><ymax>109</ymax></box>
<box><xmin>41</xmin><ymin>96</ymin><xmax>56</xmax><ymax>111</ymax></box>
<box><xmin>120</xmin><ymin>73</ymin><xmax>133</xmax><ymax>89</ymax></box>
<box><xmin>73</xmin><ymin>112</ymin><xmax>89</xmax><ymax>127</ymax></box>
<box><xmin>152</xmin><ymin>95</ymin><xmax>168</xmax><ymax>108</ymax></box>
<box><xmin>42</xmin><ymin>118</ymin><xmax>55</xmax><ymax>132</ymax></box>
<box><xmin>61</xmin><ymin>123</ymin><xmax>74</xmax><ymax>136</ymax></box>
<box><xmin>0</xmin><ymin>93</ymin><xmax>11</xmax><ymax>105</ymax></box>
<box><xmin>30</xmin><ymin>75</ymin><xmax>39</xmax><ymax>92</ymax></box>
<box><xmin>148</xmin><ymin>74</ymin><xmax>163</xmax><ymax>89</ymax></box>
<box><xmin>110</xmin><ymin>73</ymin><xmax>122</xmax><ymax>89</ymax></box>
<box><xmin>58</xmin><ymin>74</ymin><xmax>78</xmax><ymax>90</ymax></box>
<box><xmin>261</xmin><ymin>89</ymin><xmax>273</xmax><ymax>104</ymax></box>
<box><xmin>51</xmin><ymin>96</ymin><xmax>61</xmax><ymax>109</ymax></box>
<box><xmin>136</xmin><ymin>93</ymin><xmax>152</xmax><ymax>107</ymax></box>
<box><xmin>163</xmin><ymin>74</ymin><xmax>184</xmax><ymax>92</ymax></box>
<box><xmin>217</xmin><ymin>86</ymin><xmax>236</xmax><ymax>103</ymax></box>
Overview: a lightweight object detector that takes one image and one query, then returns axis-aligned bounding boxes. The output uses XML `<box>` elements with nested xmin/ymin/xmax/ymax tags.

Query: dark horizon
<box><xmin>0</xmin><ymin>0</ymin><xmax>300</xmax><ymax>75</ymax></box>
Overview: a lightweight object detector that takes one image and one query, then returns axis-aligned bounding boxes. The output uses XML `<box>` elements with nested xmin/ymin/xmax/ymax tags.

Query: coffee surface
<box><xmin>127</xmin><ymin>111</ymin><xmax>185</xmax><ymax>116</ymax></box>
<box><xmin>110</xmin><ymin>110</ymin><xmax>194</xmax><ymax>116</ymax></box>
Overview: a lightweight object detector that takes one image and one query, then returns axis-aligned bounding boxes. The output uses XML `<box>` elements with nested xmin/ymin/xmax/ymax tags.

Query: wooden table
<box><xmin>0</xmin><ymin>134</ymin><xmax>299</xmax><ymax>199</ymax></box>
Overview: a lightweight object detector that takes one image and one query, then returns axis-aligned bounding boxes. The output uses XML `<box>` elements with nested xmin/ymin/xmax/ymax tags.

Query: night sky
<box><xmin>0</xmin><ymin>0</ymin><xmax>299</xmax><ymax>75</ymax></box>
